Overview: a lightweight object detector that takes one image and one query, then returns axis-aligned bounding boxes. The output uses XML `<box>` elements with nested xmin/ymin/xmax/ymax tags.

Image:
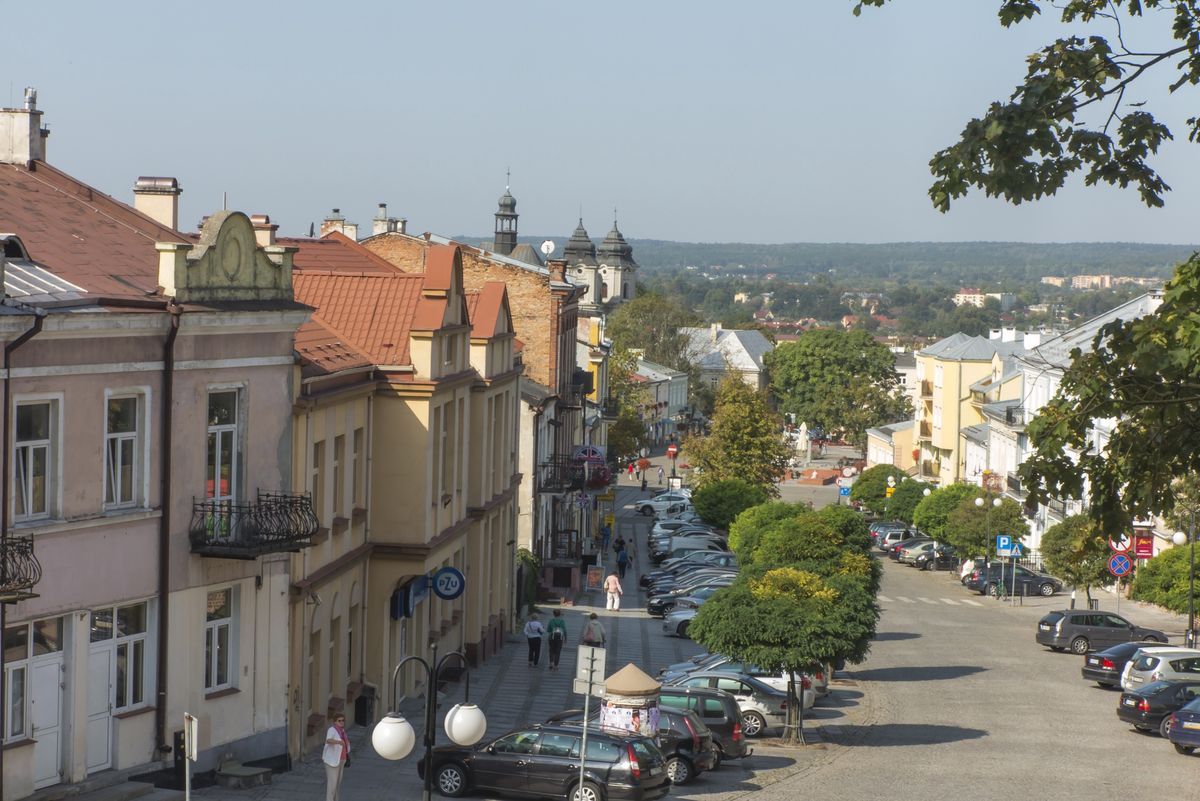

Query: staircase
<box><xmin>23</xmin><ymin>771</ymin><xmax>182</xmax><ymax>801</ymax></box>
<box><xmin>214</xmin><ymin>759</ymin><xmax>272</xmax><ymax>789</ymax></box>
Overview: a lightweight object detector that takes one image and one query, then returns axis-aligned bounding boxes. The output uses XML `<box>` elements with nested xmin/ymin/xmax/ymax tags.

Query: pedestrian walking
<box><xmin>612</xmin><ymin>534</ymin><xmax>626</xmax><ymax>555</ymax></box>
<box><xmin>604</xmin><ymin>571</ymin><xmax>623</xmax><ymax>610</ymax></box>
<box><xmin>322</xmin><ymin>713</ymin><xmax>350</xmax><ymax>801</ymax></box>
<box><xmin>523</xmin><ymin>613</ymin><xmax>546</xmax><ymax>667</ymax></box>
<box><xmin>547</xmin><ymin>609</ymin><xmax>568</xmax><ymax>670</ymax></box>
<box><xmin>581</xmin><ymin>612</ymin><xmax>606</xmax><ymax>646</ymax></box>
<box><xmin>657</xmin><ymin>465</ymin><xmax>664</xmax><ymax>484</ymax></box>
<box><xmin>616</xmin><ymin>546</ymin><xmax>629</xmax><ymax>580</ymax></box>
<box><xmin>627</xmin><ymin>462</ymin><xmax>635</xmax><ymax>480</ymax></box>
<box><xmin>600</xmin><ymin>523</ymin><xmax>612</xmax><ymax>552</ymax></box>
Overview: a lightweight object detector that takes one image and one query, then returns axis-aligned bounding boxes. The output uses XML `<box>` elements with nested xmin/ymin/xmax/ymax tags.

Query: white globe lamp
<box><xmin>923</xmin><ymin>488</ymin><xmax>931</xmax><ymax>497</ymax></box>
<box><xmin>444</xmin><ymin>703</ymin><xmax>488</xmax><ymax>746</ymax></box>
<box><xmin>1175</xmin><ymin>531</ymin><xmax>1189</xmax><ymax>547</ymax></box>
<box><xmin>372</xmin><ymin>713</ymin><xmax>417</xmax><ymax>760</ymax></box>
<box><xmin>993</xmin><ymin>498</ymin><xmax>1002</xmax><ymax>508</ymax></box>
<box><xmin>974</xmin><ymin>497</ymin><xmax>984</xmax><ymax>508</ymax></box>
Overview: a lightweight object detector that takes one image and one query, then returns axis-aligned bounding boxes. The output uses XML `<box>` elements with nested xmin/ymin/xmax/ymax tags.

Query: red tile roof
<box><xmin>294</xmin><ymin>319</ymin><xmax>373</xmax><ymax>377</ymax></box>
<box><xmin>293</xmin><ymin>270</ymin><xmax>424</xmax><ymax>366</ymax></box>
<box><xmin>0</xmin><ymin>161</ymin><xmax>185</xmax><ymax>297</ymax></box>
<box><xmin>469</xmin><ymin>282</ymin><xmax>507</xmax><ymax>338</ymax></box>
<box><xmin>284</xmin><ymin>232</ymin><xmax>404</xmax><ymax>274</ymax></box>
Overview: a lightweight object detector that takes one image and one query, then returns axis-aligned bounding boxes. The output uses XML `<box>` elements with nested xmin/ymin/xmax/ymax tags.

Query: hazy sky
<box><xmin>6</xmin><ymin>1</ymin><xmax>1199</xmax><ymax>245</ymax></box>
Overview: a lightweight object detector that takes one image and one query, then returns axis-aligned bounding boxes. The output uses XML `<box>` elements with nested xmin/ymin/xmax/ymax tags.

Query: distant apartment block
<box><xmin>1040</xmin><ymin>276</ymin><xmax>1066</xmax><ymax>287</ymax></box>
<box><xmin>1071</xmin><ymin>274</ymin><xmax>1114</xmax><ymax>289</ymax></box>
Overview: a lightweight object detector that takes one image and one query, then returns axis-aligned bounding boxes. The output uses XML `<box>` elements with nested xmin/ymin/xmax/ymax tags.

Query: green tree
<box><xmin>688</xmin><ymin>568</ymin><xmax>877</xmax><ymax>743</ymax></box>
<box><xmin>816</xmin><ymin>505</ymin><xmax>874</xmax><ymax>555</ymax></box>
<box><xmin>607</xmin><ymin>409</ymin><xmax>649</xmax><ymax>468</ymax></box>
<box><xmin>1131</xmin><ymin>545</ymin><xmax>1195</xmax><ymax>613</ymax></box>
<box><xmin>854</xmin><ymin>1</ymin><xmax>1192</xmax><ymax>212</ymax></box>
<box><xmin>768</xmin><ymin>329</ymin><xmax>907</xmax><ymax>446</ymax></box>
<box><xmin>727</xmin><ymin>501</ymin><xmax>803</xmax><ymax>561</ymax></box>
<box><xmin>942</xmin><ymin>494</ymin><xmax>1030</xmax><ymax>559</ymax></box>
<box><xmin>911</xmin><ymin>484</ymin><xmax>978</xmax><ymax>542</ymax></box>
<box><xmin>850</xmin><ymin>464</ymin><xmax>904</xmax><ymax>514</ymax></box>
<box><xmin>606</xmin><ymin>293</ymin><xmax>701</xmax><ymax>375</ymax></box>
<box><xmin>751</xmin><ymin>516</ymin><xmax>846</xmax><ymax>567</ymax></box>
<box><xmin>691</xmin><ymin>479</ymin><xmax>770</xmax><ymax>530</ymax></box>
<box><xmin>1039</xmin><ymin>515</ymin><xmax>1113</xmax><ymax>602</ymax></box>
<box><xmin>887</xmin><ymin>479</ymin><xmax>933</xmax><ymax>524</ymax></box>
<box><xmin>684</xmin><ymin>378</ymin><xmax>790</xmax><ymax>495</ymax></box>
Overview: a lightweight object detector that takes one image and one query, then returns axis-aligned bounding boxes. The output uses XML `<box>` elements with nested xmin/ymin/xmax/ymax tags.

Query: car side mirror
<box><xmin>487</xmin><ymin>745</ymin><xmax>496</xmax><ymax>754</ymax></box>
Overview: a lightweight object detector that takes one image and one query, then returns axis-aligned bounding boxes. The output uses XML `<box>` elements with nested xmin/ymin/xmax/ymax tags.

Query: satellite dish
<box><xmin>540</xmin><ymin>240</ymin><xmax>555</xmax><ymax>257</ymax></box>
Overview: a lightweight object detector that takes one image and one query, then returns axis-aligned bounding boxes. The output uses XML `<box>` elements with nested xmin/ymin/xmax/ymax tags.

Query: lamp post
<box><xmin>975</xmin><ymin>495</ymin><xmax>1002</xmax><ymax>570</ymax></box>
<box><xmin>1173</xmin><ymin>515</ymin><xmax>1196</xmax><ymax>648</ymax></box>
<box><xmin>372</xmin><ymin>649</ymin><xmax>488</xmax><ymax>801</ymax></box>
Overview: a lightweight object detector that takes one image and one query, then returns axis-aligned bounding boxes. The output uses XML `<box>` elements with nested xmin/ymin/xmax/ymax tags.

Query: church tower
<box><xmin>493</xmin><ymin>181</ymin><xmax>518</xmax><ymax>256</ymax></box>
<box><xmin>595</xmin><ymin>215</ymin><xmax>637</xmax><ymax>309</ymax></box>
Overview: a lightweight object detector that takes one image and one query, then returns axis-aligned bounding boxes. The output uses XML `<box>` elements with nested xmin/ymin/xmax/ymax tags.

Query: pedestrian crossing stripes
<box><xmin>877</xmin><ymin>594</ymin><xmax>986</xmax><ymax>607</ymax></box>
<box><xmin>961</xmin><ymin>599</ymin><xmax>984</xmax><ymax>606</ymax></box>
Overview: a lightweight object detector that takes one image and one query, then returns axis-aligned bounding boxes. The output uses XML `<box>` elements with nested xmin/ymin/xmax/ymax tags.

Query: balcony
<box><xmin>190</xmin><ymin>490</ymin><xmax>319</xmax><ymax>559</ymax></box>
<box><xmin>1004</xmin><ymin>405</ymin><xmax>1026</xmax><ymax>430</ymax></box>
<box><xmin>599</xmin><ymin>396</ymin><xmax>620</xmax><ymax>420</ymax></box>
<box><xmin>918</xmin><ymin>420</ymin><xmax>932</xmax><ymax>438</ymax></box>
<box><xmin>1046</xmin><ymin>497</ymin><xmax>1067</xmax><ymax>518</ymax></box>
<box><xmin>538</xmin><ymin>455</ymin><xmax>585</xmax><ymax>493</ymax></box>
<box><xmin>920</xmin><ymin>460</ymin><xmax>941</xmax><ymax>479</ymax></box>
<box><xmin>0</xmin><ymin>534</ymin><xmax>42</xmax><ymax>602</ymax></box>
<box><xmin>1006</xmin><ymin>473</ymin><xmax>1025</xmax><ymax>497</ymax></box>
<box><xmin>920</xmin><ymin>379</ymin><xmax>933</xmax><ymax>398</ymax></box>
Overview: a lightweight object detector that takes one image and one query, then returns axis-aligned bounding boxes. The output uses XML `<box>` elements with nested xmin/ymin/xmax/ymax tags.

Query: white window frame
<box><xmin>205</xmin><ymin>387</ymin><xmax>243</xmax><ymax>503</ymax></box>
<box><xmin>104</xmin><ymin>388</ymin><xmax>150</xmax><ymax>510</ymax></box>
<box><xmin>4</xmin><ymin>615</ymin><xmax>65</xmax><ymax>742</ymax></box>
<box><xmin>91</xmin><ymin>601</ymin><xmax>153</xmax><ymax>711</ymax></box>
<box><xmin>204</xmin><ymin>587</ymin><xmax>236</xmax><ymax>692</ymax></box>
<box><xmin>333</xmin><ymin>435</ymin><xmax>344</xmax><ymax>518</ymax></box>
<box><xmin>12</xmin><ymin>394</ymin><xmax>63</xmax><ymax>523</ymax></box>
<box><xmin>351</xmin><ymin>427</ymin><xmax>364</xmax><ymax>508</ymax></box>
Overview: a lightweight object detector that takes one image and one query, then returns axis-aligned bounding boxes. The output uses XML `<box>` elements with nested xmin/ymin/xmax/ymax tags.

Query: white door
<box><xmin>31</xmin><ymin>658</ymin><xmax>64</xmax><ymax>788</ymax></box>
<box><xmin>86</xmin><ymin>647</ymin><xmax>114</xmax><ymax>773</ymax></box>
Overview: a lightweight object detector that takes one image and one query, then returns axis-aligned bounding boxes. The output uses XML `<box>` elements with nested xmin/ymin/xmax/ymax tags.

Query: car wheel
<box><xmin>742</xmin><ymin>711</ymin><xmax>767</xmax><ymax>737</ymax></box>
<box><xmin>435</xmin><ymin>763</ymin><xmax>468</xmax><ymax>798</ymax></box>
<box><xmin>677</xmin><ymin>620</ymin><xmax>690</xmax><ymax>638</ymax></box>
<box><xmin>572</xmin><ymin>780</ymin><xmax>602</xmax><ymax>801</ymax></box>
<box><xmin>665</xmin><ymin>755</ymin><xmax>694</xmax><ymax>785</ymax></box>
<box><xmin>987</xmin><ymin>583</ymin><xmax>1001</xmax><ymax>598</ymax></box>
<box><xmin>1070</xmin><ymin>636</ymin><xmax>1090</xmax><ymax>655</ymax></box>
<box><xmin>924</xmin><ymin>560</ymin><xmax>935</xmax><ymax>571</ymax></box>
<box><xmin>1039</xmin><ymin>582</ymin><xmax>1056</xmax><ymax>596</ymax></box>
<box><xmin>640</xmin><ymin>506</ymin><xmax>653</xmax><ymax>516</ymax></box>
<box><xmin>711</xmin><ymin>745</ymin><xmax>724</xmax><ymax>770</ymax></box>
<box><xmin>1175</xmin><ymin>743</ymin><xmax>1195</xmax><ymax>755</ymax></box>
<box><xmin>1144</xmin><ymin>635</ymin><xmax>1165</xmax><ymax>643</ymax></box>
<box><xmin>1048</xmin><ymin>646</ymin><xmax>1065</xmax><ymax>652</ymax></box>
<box><xmin>1160</xmin><ymin>716</ymin><xmax>1174</xmax><ymax>738</ymax></box>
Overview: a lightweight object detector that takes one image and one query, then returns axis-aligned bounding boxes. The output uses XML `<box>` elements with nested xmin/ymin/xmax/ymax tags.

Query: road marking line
<box><xmin>961</xmin><ymin>599</ymin><xmax>983</xmax><ymax>607</ymax></box>
<box><xmin>877</xmin><ymin>595</ymin><xmax>892</xmax><ymax>603</ymax></box>
<box><xmin>940</xmin><ymin>598</ymin><xmax>959</xmax><ymax>605</ymax></box>
<box><xmin>918</xmin><ymin>598</ymin><xmax>939</xmax><ymax>605</ymax></box>
<box><xmin>895</xmin><ymin>596</ymin><xmax>915</xmax><ymax>603</ymax></box>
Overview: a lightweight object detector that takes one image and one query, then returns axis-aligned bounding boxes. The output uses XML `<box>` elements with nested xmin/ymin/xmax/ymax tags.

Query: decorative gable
<box><xmin>157</xmin><ymin>210</ymin><xmax>296</xmax><ymax>303</ymax></box>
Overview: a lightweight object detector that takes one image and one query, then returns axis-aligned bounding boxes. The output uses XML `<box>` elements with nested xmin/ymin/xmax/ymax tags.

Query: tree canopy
<box><xmin>768</xmin><ymin>329</ymin><xmax>908</xmax><ymax>449</ymax></box>
<box><xmin>727</xmin><ymin>501</ymin><xmax>802</xmax><ymax>561</ymax></box>
<box><xmin>684</xmin><ymin>378</ymin><xmax>790</xmax><ymax>495</ymax></box>
<box><xmin>849</xmin><ymin>464</ymin><xmax>905</xmax><ymax>514</ymax></box>
<box><xmin>605</xmin><ymin>293</ymin><xmax>701</xmax><ymax>376</ymax></box>
<box><xmin>887</xmin><ymin>479</ymin><xmax>934</xmax><ymax>524</ymax></box>
<box><xmin>1131</xmin><ymin>543</ymin><xmax>1195</xmax><ymax>614</ymax></box>
<box><xmin>691</xmin><ymin>479</ymin><xmax>770</xmax><ymax>530</ymax></box>
<box><xmin>1039</xmin><ymin>515</ymin><xmax>1114</xmax><ymax>601</ymax></box>
<box><xmin>942</xmin><ymin>494</ymin><xmax>1030</xmax><ymax>559</ymax></box>
<box><xmin>912</xmin><ymin>484</ymin><xmax>980</xmax><ymax>542</ymax></box>
<box><xmin>855</xmin><ymin>1</ymin><xmax>1199</xmax><ymax>211</ymax></box>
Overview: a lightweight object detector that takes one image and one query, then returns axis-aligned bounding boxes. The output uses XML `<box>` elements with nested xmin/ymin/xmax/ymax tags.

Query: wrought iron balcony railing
<box><xmin>190</xmin><ymin>490</ymin><xmax>319</xmax><ymax>559</ymax></box>
<box><xmin>1006</xmin><ymin>473</ymin><xmax>1025</xmax><ymax>497</ymax></box>
<box><xmin>538</xmin><ymin>454</ymin><xmax>585</xmax><ymax>494</ymax></box>
<box><xmin>599</xmin><ymin>396</ymin><xmax>620</xmax><ymax>420</ymax></box>
<box><xmin>0</xmin><ymin>534</ymin><xmax>41</xmax><ymax>602</ymax></box>
<box><xmin>1004</xmin><ymin>405</ymin><xmax>1026</xmax><ymax>429</ymax></box>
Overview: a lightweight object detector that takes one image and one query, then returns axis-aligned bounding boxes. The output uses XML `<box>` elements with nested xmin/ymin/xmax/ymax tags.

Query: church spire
<box><xmin>493</xmin><ymin>173</ymin><xmax>518</xmax><ymax>255</ymax></box>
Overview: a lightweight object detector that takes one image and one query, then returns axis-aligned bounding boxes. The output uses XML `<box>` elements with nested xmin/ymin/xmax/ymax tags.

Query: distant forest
<box><xmin>484</xmin><ymin>237</ymin><xmax>1197</xmax><ymax>286</ymax></box>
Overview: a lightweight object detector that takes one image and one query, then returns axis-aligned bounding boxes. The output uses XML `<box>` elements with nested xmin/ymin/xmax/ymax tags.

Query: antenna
<box><xmin>222</xmin><ymin>191</ymin><xmax>228</xmax><ymax>210</ymax></box>
<box><xmin>505</xmin><ymin>167</ymin><xmax>510</xmax><ymax>191</ymax></box>
<box><xmin>540</xmin><ymin>240</ymin><xmax>555</xmax><ymax>258</ymax></box>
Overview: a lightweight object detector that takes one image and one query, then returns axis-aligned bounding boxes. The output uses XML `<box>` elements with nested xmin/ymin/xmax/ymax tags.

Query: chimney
<box><xmin>251</xmin><ymin>214</ymin><xmax>278</xmax><ymax>247</ymax></box>
<box><xmin>320</xmin><ymin>208</ymin><xmax>358</xmax><ymax>240</ymax></box>
<box><xmin>547</xmin><ymin>258</ymin><xmax>567</xmax><ymax>283</ymax></box>
<box><xmin>372</xmin><ymin>203</ymin><xmax>407</xmax><ymax>236</ymax></box>
<box><xmin>133</xmin><ymin>177</ymin><xmax>182</xmax><ymax>229</ymax></box>
<box><xmin>710</xmin><ymin>322</ymin><xmax>722</xmax><ymax>342</ymax></box>
<box><xmin>0</xmin><ymin>87</ymin><xmax>49</xmax><ymax>166</ymax></box>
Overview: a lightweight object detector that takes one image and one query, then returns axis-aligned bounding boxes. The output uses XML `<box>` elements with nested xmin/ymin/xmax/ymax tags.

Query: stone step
<box><xmin>57</xmin><ymin>781</ymin><xmax>154</xmax><ymax>801</ymax></box>
<box><xmin>214</xmin><ymin>761</ymin><xmax>272</xmax><ymax>789</ymax></box>
<box><xmin>137</xmin><ymin>789</ymin><xmax>184</xmax><ymax>801</ymax></box>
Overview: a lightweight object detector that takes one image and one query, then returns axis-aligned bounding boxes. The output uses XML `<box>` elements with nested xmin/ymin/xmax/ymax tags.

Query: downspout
<box><xmin>155</xmin><ymin>304</ymin><xmax>181</xmax><ymax>757</ymax></box>
<box><xmin>0</xmin><ymin>309</ymin><xmax>45</xmax><ymax>801</ymax></box>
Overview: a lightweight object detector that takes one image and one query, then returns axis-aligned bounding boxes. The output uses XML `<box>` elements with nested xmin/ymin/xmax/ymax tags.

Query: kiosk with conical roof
<box><xmin>599</xmin><ymin>663</ymin><xmax>661</xmax><ymax>738</ymax></box>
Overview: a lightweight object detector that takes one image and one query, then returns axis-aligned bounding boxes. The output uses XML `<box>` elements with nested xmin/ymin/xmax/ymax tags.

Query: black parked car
<box><xmin>1082</xmin><ymin>641</ymin><xmax>1156</xmax><ymax>688</ymax></box>
<box><xmin>418</xmin><ymin>723</ymin><xmax>669</xmax><ymax>800</ymax></box>
<box><xmin>545</xmin><ymin>706</ymin><xmax>717</xmax><ymax>785</ymax></box>
<box><xmin>964</xmin><ymin>562</ymin><xmax>1062</xmax><ymax>597</ymax></box>
<box><xmin>647</xmin><ymin>583</ymin><xmax>730</xmax><ymax>617</ymax></box>
<box><xmin>1037</xmin><ymin>609</ymin><xmax>1169</xmax><ymax>654</ymax></box>
<box><xmin>657</xmin><ymin>685</ymin><xmax>751</xmax><ymax>768</ymax></box>
<box><xmin>913</xmin><ymin>543</ymin><xmax>957</xmax><ymax>571</ymax></box>
<box><xmin>1117</xmin><ymin>680</ymin><xmax>1200</xmax><ymax>738</ymax></box>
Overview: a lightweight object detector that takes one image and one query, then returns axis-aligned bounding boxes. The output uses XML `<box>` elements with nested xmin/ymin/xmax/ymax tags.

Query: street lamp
<box><xmin>373</xmin><ymin>650</ymin><xmax>487</xmax><ymax>801</ymax></box>
<box><xmin>975</xmin><ymin>495</ymin><xmax>1002</xmax><ymax>568</ymax></box>
<box><xmin>1173</xmin><ymin>521</ymin><xmax>1196</xmax><ymax>648</ymax></box>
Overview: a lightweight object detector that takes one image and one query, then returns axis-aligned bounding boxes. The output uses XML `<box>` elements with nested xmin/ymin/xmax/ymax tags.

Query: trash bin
<box><xmin>355</xmin><ymin>685</ymin><xmax>377</xmax><ymax>727</ymax></box>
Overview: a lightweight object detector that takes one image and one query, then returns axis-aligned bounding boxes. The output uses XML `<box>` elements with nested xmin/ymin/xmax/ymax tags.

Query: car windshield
<box><xmin>1140</xmin><ymin>680</ymin><xmax>1175</xmax><ymax>695</ymax></box>
<box><xmin>1133</xmin><ymin>655</ymin><xmax>1161</xmax><ymax>670</ymax></box>
<box><xmin>1183</xmin><ymin>697</ymin><xmax>1200</xmax><ymax>713</ymax></box>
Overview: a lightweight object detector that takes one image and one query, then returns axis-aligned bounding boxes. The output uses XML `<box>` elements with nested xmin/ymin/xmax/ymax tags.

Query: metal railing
<box><xmin>190</xmin><ymin>490</ymin><xmax>319</xmax><ymax>559</ymax></box>
<box><xmin>1006</xmin><ymin>473</ymin><xmax>1025</xmax><ymax>496</ymax></box>
<box><xmin>1004</xmin><ymin>406</ymin><xmax>1026</xmax><ymax>428</ymax></box>
<box><xmin>538</xmin><ymin>455</ymin><xmax>585</xmax><ymax>493</ymax></box>
<box><xmin>0</xmin><ymin>534</ymin><xmax>41</xmax><ymax>601</ymax></box>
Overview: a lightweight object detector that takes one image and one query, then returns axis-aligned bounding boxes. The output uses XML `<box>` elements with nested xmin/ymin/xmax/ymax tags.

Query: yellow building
<box><xmin>287</xmin><ymin>236</ymin><xmax>519</xmax><ymax>751</ymax></box>
<box><xmin>914</xmin><ymin>332</ymin><xmax>1029</xmax><ymax>485</ymax></box>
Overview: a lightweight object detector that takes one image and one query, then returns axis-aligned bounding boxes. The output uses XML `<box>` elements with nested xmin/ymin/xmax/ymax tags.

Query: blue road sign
<box><xmin>996</xmin><ymin>534</ymin><xmax>1012</xmax><ymax>551</ymax></box>
<box><xmin>998</xmin><ymin>542</ymin><xmax>1023</xmax><ymax>557</ymax></box>
<box><xmin>1108</xmin><ymin>552</ymin><xmax>1133</xmax><ymax>578</ymax></box>
<box><xmin>839</xmin><ymin>486</ymin><xmax>850</xmax><ymax>497</ymax></box>
<box><xmin>432</xmin><ymin>566</ymin><xmax>467</xmax><ymax>601</ymax></box>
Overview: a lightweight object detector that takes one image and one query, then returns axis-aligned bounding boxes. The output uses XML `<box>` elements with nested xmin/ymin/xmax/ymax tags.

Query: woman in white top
<box><xmin>523</xmin><ymin>613</ymin><xmax>546</xmax><ymax>667</ymax></box>
<box><xmin>322</xmin><ymin>713</ymin><xmax>349</xmax><ymax>801</ymax></box>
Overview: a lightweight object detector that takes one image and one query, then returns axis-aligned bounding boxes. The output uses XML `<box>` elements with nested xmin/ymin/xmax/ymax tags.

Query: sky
<box><xmin>5</xmin><ymin>1</ymin><xmax>1199</xmax><ymax>245</ymax></box>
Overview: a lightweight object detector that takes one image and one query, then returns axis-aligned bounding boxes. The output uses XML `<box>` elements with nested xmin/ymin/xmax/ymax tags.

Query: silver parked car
<box><xmin>1121</xmin><ymin>647</ymin><xmax>1200</xmax><ymax>691</ymax></box>
<box><xmin>666</xmin><ymin>671</ymin><xmax>790</xmax><ymax>737</ymax></box>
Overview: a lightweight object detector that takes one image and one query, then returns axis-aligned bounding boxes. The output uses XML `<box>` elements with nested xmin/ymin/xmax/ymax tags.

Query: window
<box><xmin>493</xmin><ymin>731</ymin><xmax>538</xmax><ymax>753</ymax></box>
<box><xmin>312</xmin><ymin>441</ymin><xmax>325</xmax><ymax>523</ymax></box>
<box><xmin>105</xmin><ymin>396</ymin><xmax>141</xmax><ymax>508</ymax></box>
<box><xmin>1173</xmin><ymin>658</ymin><xmax>1200</xmax><ymax>674</ymax></box>
<box><xmin>329</xmin><ymin>616</ymin><xmax>340</xmax><ymax>691</ymax></box>
<box><xmin>715</xmin><ymin>677</ymin><xmax>748</xmax><ymax>694</ymax></box>
<box><xmin>205</xmin><ymin>589</ymin><xmax>234</xmax><ymax>691</ymax></box>
<box><xmin>537</xmin><ymin>733</ymin><xmax>578</xmax><ymax>758</ymax></box>
<box><xmin>351</xmin><ymin>428</ymin><xmax>364</xmax><ymax>507</ymax></box>
<box><xmin>583</xmin><ymin>738</ymin><xmax>621</xmax><ymax>761</ymax></box>
<box><xmin>91</xmin><ymin>603</ymin><xmax>150</xmax><ymax>709</ymax></box>
<box><xmin>333</xmin><ymin>436</ymin><xmax>344</xmax><ymax>517</ymax></box>
<box><xmin>4</xmin><ymin>616</ymin><xmax>63</xmax><ymax>742</ymax></box>
<box><xmin>206</xmin><ymin>391</ymin><xmax>240</xmax><ymax>501</ymax></box>
<box><xmin>14</xmin><ymin>401</ymin><xmax>54</xmax><ymax>520</ymax></box>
